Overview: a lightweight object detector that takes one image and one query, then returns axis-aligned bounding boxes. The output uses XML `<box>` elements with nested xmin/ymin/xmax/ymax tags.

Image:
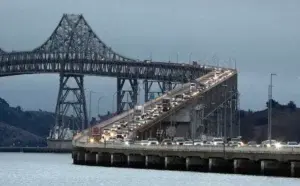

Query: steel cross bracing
<box><xmin>144</xmin><ymin>80</ymin><xmax>177</xmax><ymax>102</ymax></box>
<box><xmin>0</xmin><ymin>14</ymin><xmax>212</xmax><ymax>140</ymax></box>
<box><xmin>54</xmin><ymin>74</ymin><xmax>88</xmax><ymax>139</ymax></box>
<box><xmin>116</xmin><ymin>78</ymin><xmax>138</xmax><ymax>113</ymax></box>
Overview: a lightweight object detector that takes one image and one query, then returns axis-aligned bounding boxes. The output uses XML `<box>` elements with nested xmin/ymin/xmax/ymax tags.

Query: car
<box><xmin>247</xmin><ymin>141</ymin><xmax>258</xmax><ymax>147</ymax></box>
<box><xmin>194</xmin><ymin>140</ymin><xmax>204</xmax><ymax>146</ymax></box>
<box><xmin>212</xmin><ymin>138</ymin><xmax>224</xmax><ymax>146</ymax></box>
<box><xmin>228</xmin><ymin>138</ymin><xmax>244</xmax><ymax>147</ymax></box>
<box><xmin>147</xmin><ymin>138</ymin><xmax>159</xmax><ymax>145</ymax></box>
<box><xmin>161</xmin><ymin>139</ymin><xmax>172</xmax><ymax>146</ymax></box>
<box><xmin>183</xmin><ymin>141</ymin><xmax>194</xmax><ymax>146</ymax></box>
<box><xmin>174</xmin><ymin>137</ymin><xmax>185</xmax><ymax>145</ymax></box>
<box><xmin>140</xmin><ymin>140</ymin><xmax>148</xmax><ymax>146</ymax></box>
<box><xmin>261</xmin><ymin>140</ymin><xmax>277</xmax><ymax>148</ymax></box>
<box><xmin>152</xmin><ymin>112</ymin><xmax>160</xmax><ymax>118</ymax></box>
<box><xmin>124</xmin><ymin>139</ymin><xmax>134</xmax><ymax>145</ymax></box>
<box><xmin>286</xmin><ymin>141</ymin><xmax>300</xmax><ymax>148</ymax></box>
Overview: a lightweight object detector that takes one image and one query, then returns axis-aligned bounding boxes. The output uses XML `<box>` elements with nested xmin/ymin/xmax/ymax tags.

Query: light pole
<box><xmin>112</xmin><ymin>91</ymin><xmax>119</xmax><ymax>114</ymax></box>
<box><xmin>222</xmin><ymin>84</ymin><xmax>228</xmax><ymax>143</ymax></box>
<box><xmin>97</xmin><ymin>96</ymin><xmax>104</xmax><ymax>116</ymax></box>
<box><xmin>188</xmin><ymin>52</ymin><xmax>192</xmax><ymax>64</ymax></box>
<box><xmin>176</xmin><ymin>52</ymin><xmax>179</xmax><ymax>63</ymax></box>
<box><xmin>268</xmin><ymin>73</ymin><xmax>276</xmax><ymax>144</ymax></box>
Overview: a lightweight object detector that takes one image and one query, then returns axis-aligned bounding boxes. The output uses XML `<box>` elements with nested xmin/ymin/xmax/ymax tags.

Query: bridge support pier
<box><xmin>291</xmin><ymin>161</ymin><xmax>300</xmax><ymax>177</ymax></box>
<box><xmin>209</xmin><ymin>158</ymin><xmax>231</xmax><ymax>173</ymax></box>
<box><xmin>116</xmin><ymin>78</ymin><xmax>138</xmax><ymax>113</ymax></box>
<box><xmin>260</xmin><ymin>160</ymin><xmax>289</xmax><ymax>176</ymax></box>
<box><xmin>85</xmin><ymin>152</ymin><xmax>96</xmax><ymax>165</ymax></box>
<box><xmin>145</xmin><ymin>155</ymin><xmax>164</xmax><ymax>169</ymax></box>
<box><xmin>53</xmin><ymin>74</ymin><xmax>88</xmax><ymax>139</ymax></box>
<box><xmin>233</xmin><ymin>159</ymin><xmax>259</xmax><ymax>174</ymax></box>
<box><xmin>111</xmin><ymin>153</ymin><xmax>126</xmax><ymax>166</ymax></box>
<box><xmin>165</xmin><ymin>156</ymin><xmax>185</xmax><ymax>170</ymax></box>
<box><xmin>75</xmin><ymin>151</ymin><xmax>85</xmax><ymax>165</ymax></box>
<box><xmin>186</xmin><ymin>157</ymin><xmax>208</xmax><ymax>171</ymax></box>
<box><xmin>127</xmin><ymin>154</ymin><xmax>145</xmax><ymax>167</ymax></box>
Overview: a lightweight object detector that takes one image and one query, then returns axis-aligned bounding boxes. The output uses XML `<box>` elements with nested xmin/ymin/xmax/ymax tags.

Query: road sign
<box><xmin>195</xmin><ymin>104</ymin><xmax>204</xmax><ymax>110</ymax></box>
<box><xmin>166</xmin><ymin>126</ymin><xmax>176</xmax><ymax>137</ymax></box>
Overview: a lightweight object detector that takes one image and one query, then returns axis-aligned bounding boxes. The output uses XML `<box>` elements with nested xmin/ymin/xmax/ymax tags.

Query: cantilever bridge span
<box><xmin>0</xmin><ymin>14</ymin><xmax>213</xmax><ymax>139</ymax></box>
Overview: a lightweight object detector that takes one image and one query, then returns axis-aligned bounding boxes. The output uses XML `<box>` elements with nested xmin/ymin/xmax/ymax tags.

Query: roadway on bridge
<box><xmin>73</xmin><ymin>67</ymin><xmax>236</xmax><ymax>145</ymax></box>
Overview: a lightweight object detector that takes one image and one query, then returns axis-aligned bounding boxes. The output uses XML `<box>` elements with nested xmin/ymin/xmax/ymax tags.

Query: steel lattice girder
<box><xmin>55</xmin><ymin>74</ymin><xmax>88</xmax><ymax>138</ymax></box>
<box><xmin>0</xmin><ymin>13</ymin><xmax>212</xmax><ymax>82</ymax></box>
<box><xmin>0</xmin><ymin>53</ymin><xmax>210</xmax><ymax>82</ymax></box>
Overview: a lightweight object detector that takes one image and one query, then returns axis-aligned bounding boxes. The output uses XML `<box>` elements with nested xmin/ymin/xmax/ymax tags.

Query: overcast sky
<box><xmin>0</xmin><ymin>0</ymin><xmax>300</xmax><ymax>116</ymax></box>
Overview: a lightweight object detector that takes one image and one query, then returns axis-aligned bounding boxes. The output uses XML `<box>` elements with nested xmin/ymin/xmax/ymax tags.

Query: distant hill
<box><xmin>0</xmin><ymin>122</ymin><xmax>46</xmax><ymax>147</ymax></box>
<box><xmin>240</xmin><ymin>100</ymin><xmax>300</xmax><ymax>142</ymax></box>
<box><xmin>0</xmin><ymin>97</ymin><xmax>112</xmax><ymax>147</ymax></box>
<box><xmin>0</xmin><ymin>97</ymin><xmax>55</xmax><ymax>138</ymax></box>
<box><xmin>0</xmin><ymin>96</ymin><xmax>300</xmax><ymax>146</ymax></box>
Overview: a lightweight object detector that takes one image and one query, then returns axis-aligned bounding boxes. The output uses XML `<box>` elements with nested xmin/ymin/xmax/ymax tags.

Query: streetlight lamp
<box><xmin>188</xmin><ymin>52</ymin><xmax>193</xmax><ymax>64</ymax></box>
<box><xmin>97</xmin><ymin>96</ymin><xmax>104</xmax><ymax>116</ymax></box>
<box><xmin>222</xmin><ymin>84</ymin><xmax>228</xmax><ymax>143</ymax></box>
<box><xmin>268</xmin><ymin>73</ymin><xmax>277</xmax><ymax>144</ymax></box>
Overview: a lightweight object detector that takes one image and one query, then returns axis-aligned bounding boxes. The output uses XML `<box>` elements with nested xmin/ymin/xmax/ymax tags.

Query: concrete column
<box><xmin>72</xmin><ymin>151</ymin><xmax>78</xmax><ymax>164</ymax></box>
<box><xmin>164</xmin><ymin>157</ymin><xmax>169</xmax><ymax>169</ymax></box>
<box><xmin>233</xmin><ymin>159</ymin><xmax>240</xmax><ymax>174</ymax></box>
<box><xmin>260</xmin><ymin>160</ymin><xmax>265</xmax><ymax>175</ymax></box>
<box><xmin>165</xmin><ymin>156</ymin><xmax>185</xmax><ymax>170</ymax></box>
<box><xmin>291</xmin><ymin>161</ymin><xmax>295</xmax><ymax>177</ymax></box>
<box><xmin>291</xmin><ymin>161</ymin><xmax>300</xmax><ymax>177</ymax></box>
<box><xmin>186</xmin><ymin>157</ymin><xmax>207</xmax><ymax>171</ymax></box>
<box><xmin>96</xmin><ymin>153</ymin><xmax>100</xmax><ymax>165</ymax></box>
<box><xmin>209</xmin><ymin>158</ymin><xmax>213</xmax><ymax>172</ymax></box>
<box><xmin>76</xmin><ymin>151</ymin><xmax>85</xmax><ymax>164</ymax></box>
<box><xmin>146</xmin><ymin>155</ymin><xmax>163</xmax><ymax>169</ymax></box>
<box><xmin>85</xmin><ymin>152</ymin><xmax>96</xmax><ymax>165</ymax></box>
<box><xmin>111</xmin><ymin>153</ymin><xmax>126</xmax><ymax>166</ymax></box>
<box><xmin>186</xmin><ymin>158</ymin><xmax>190</xmax><ymax>171</ymax></box>
<box><xmin>145</xmin><ymin>155</ymin><xmax>148</xmax><ymax>167</ymax></box>
<box><xmin>127</xmin><ymin>154</ymin><xmax>145</xmax><ymax>167</ymax></box>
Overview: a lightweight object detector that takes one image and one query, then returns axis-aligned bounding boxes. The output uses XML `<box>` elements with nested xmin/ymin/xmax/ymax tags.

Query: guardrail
<box><xmin>76</xmin><ymin>143</ymin><xmax>300</xmax><ymax>154</ymax></box>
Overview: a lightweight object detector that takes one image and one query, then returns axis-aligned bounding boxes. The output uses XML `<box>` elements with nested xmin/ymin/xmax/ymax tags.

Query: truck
<box><xmin>190</xmin><ymin>82</ymin><xmax>197</xmax><ymax>92</ymax></box>
<box><xmin>90</xmin><ymin>126</ymin><xmax>102</xmax><ymax>143</ymax></box>
<box><xmin>162</xmin><ymin>97</ymin><xmax>171</xmax><ymax>112</ymax></box>
<box><xmin>134</xmin><ymin>105</ymin><xmax>144</xmax><ymax>121</ymax></box>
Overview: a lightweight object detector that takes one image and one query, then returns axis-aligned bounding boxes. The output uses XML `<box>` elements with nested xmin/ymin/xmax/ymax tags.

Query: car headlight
<box><xmin>266</xmin><ymin>143</ymin><xmax>271</xmax><ymax>148</ymax></box>
<box><xmin>213</xmin><ymin>142</ymin><xmax>217</xmax><ymax>146</ymax></box>
<box><xmin>89</xmin><ymin>138</ymin><xmax>94</xmax><ymax>143</ymax></box>
<box><xmin>125</xmin><ymin>141</ymin><xmax>129</xmax><ymax>145</ymax></box>
<box><xmin>275</xmin><ymin>142</ymin><xmax>282</xmax><ymax>149</ymax></box>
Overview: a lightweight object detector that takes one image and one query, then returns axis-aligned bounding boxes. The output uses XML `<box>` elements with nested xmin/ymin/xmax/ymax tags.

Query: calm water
<box><xmin>0</xmin><ymin>153</ymin><xmax>299</xmax><ymax>186</ymax></box>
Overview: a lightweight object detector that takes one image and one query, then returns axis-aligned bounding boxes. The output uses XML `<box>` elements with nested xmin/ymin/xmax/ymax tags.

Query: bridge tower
<box><xmin>116</xmin><ymin>78</ymin><xmax>138</xmax><ymax>113</ymax></box>
<box><xmin>53</xmin><ymin>74</ymin><xmax>88</xmax><ymax>139</ymax></box>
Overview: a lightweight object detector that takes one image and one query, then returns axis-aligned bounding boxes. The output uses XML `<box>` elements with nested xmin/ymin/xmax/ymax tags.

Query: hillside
<box><xmin>0</xmin><ymin>122</ymin><xmax>46</xmax><ymax>147</ymax></box>
<box><xmin>0</xmin><ymin>96</ymin><xmax>300</xmax><ymax>146</ymax></box>
<box><xmin>240</xmin><ymin>100</ymin><xmax>300</xmax><ymax>142</ymax></box>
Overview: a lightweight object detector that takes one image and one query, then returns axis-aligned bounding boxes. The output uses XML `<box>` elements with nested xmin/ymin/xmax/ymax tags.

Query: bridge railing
<box><xmin>77</xmin><ymin>143</ymin><xmax>300</xmax><ymax>154</ymax></box>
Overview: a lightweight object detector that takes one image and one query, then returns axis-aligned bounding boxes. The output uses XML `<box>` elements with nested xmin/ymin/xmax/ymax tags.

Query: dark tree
<box><xmin>287</xmin><ymin>101</ymin><xmax>296</xmax><ymax>111</ymax></box>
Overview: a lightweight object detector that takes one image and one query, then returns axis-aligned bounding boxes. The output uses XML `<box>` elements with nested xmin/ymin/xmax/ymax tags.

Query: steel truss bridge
<box><xmin>0</xmin><ymin>14</ymin><xmax>219</xmax><ymax>139</ymax></box>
